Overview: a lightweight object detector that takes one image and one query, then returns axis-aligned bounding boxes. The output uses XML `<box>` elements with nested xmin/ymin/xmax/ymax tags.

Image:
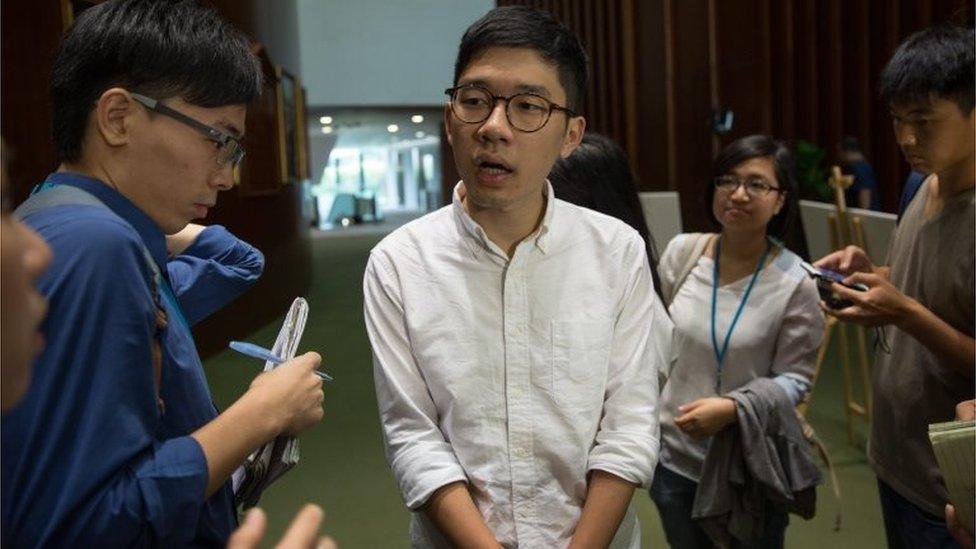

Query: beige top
<box><xmin>868</xmin><ymin>178</ymin><xmax>975</xmax><ymax>516</ymax></box>
<box><xmin>657</xmin><ymin>233</ymin><xmax>823</xmax><ymax>481</ymax></box>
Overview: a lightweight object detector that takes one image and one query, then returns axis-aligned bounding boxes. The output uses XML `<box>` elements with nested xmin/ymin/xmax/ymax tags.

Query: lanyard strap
<box><xmin>710</xmin><ymin>237</ymin><xmax>771</xmax><ymax>386</ymax></box>
<box><xmin>159</xmin><ymin>277</ymin><xmax>191</xmax><ymax>333</ymax></box>
<box><xmin>31</xmin><ymin>181</ymin><xmax>192</xmax><ymax>335</ymax></box>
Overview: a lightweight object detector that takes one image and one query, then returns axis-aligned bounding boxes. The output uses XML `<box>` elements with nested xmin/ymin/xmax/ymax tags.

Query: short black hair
<box><xmin>705</xmin><ymin>134</ymin><xmax>799</xmax><ymax>239</ymax></box>
<box><xmin>454</xmin><ymin>6</ymin><xmax>588</xmax><ymax>112</ymax></box>
<box><xmin>51</xmin><ymin>0</ymin><xmax>262</xmax><ymax>163</ymax></box>
<box><xmin>549</xmin><ymin>133</ymin><xmax>662</xmax><ymax>300</ymax></box>
<box><xmin>879</xmin><ymin>24</ymin><xmax>975</xmax><ymax>114</ymax></box>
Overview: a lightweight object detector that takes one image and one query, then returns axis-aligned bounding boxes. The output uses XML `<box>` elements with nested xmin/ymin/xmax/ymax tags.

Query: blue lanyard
<box><xmin>160</xmin><ymin>278</ymin><xmax>191</xmax><ymax>334</ymax></box>
<box><xmin>710</xmin><ymin>237</ymin><xmax>771</xmax><ymax>388</ymax></box>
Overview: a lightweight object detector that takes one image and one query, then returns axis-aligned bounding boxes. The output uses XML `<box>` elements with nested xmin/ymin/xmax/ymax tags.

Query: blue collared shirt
<box><xmin>1</xmin><ymin>172</ymin><xmax>264</xmax><ymax>547</ymax></box>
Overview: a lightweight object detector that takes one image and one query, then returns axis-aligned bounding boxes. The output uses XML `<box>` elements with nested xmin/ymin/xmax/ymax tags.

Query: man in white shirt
<box><xmin>363</xmin><ymin>6</ymin><xmax>669</xmax><ymax>548</ymax></box>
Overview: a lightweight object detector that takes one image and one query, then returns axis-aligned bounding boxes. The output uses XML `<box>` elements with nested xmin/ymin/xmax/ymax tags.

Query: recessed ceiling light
<box><xmin>319</xmin><ymin>116</ymin><xmax>333</xmax><ymax>124</ymax></box>
<box><xmin>387</xmin><ymin>124</ymin><xmax>399</xmax><ymax>133</ymax></box>
<box><xmin>415</xmin><ymin>131</ymin><xmax>426</xmax><ymax>138</ymax></box>
<box><xmin>321</xmin><ymin>126</ymin><xmax>333</xmax><ymax>134</ymax></box>
<box><xmin>411</xmin><ymin>115</ymin><xmax>424</xmax><ymax>124</ymax></box>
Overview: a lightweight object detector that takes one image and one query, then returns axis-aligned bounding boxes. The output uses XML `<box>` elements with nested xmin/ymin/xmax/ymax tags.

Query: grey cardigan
<box><xmin>691</xmin><ymin>378</ymin><xmax>822</xmax><ymax>547</ymax></box>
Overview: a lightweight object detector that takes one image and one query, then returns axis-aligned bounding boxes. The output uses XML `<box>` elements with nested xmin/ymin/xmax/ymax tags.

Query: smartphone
<box><xmin>800</xmin><ymin>261</ymin><xmax>868</xmax><ymax>309</ymax></box>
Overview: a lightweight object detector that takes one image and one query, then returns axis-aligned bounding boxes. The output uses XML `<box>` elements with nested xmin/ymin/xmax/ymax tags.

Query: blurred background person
<box><xmin>838</xmin><ymin>136</ymin><xmax>881</xmax><ymax>210</ymax></box>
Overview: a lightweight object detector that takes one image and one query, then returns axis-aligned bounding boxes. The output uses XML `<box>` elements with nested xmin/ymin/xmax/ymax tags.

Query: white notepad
<box><xmin>929</xmin><ymin>419</ymin><xmax>975</xmax><ymax>533</ymax></box>
<box><xmin>235</xmin><ymin>297</ymin><xmax>309</xmax><ymax>509</ymax></box>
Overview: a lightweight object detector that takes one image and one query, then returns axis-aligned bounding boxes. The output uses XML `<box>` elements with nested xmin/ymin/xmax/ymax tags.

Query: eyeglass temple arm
<box><xmin>130</xmin><ymin>92</ymin><xmax>228</xmax><ymax>142</ymax></box>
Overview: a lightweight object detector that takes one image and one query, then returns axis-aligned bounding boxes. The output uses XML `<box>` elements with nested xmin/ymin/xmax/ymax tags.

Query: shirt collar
<box><xmin>42</xmin><ymin>172</ymin><xmax>169</xmax><ymax>269</ymax></box>
<box><xmin>450</xmin><ymin>179</ymin><xmax>556</xmax><ymax>257</ymax></box>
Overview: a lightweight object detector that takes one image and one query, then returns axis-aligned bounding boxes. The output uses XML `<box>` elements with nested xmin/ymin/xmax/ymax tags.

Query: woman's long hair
<box><xmin>549</xmin><ymin>132</ymin><xmax>664</xmax><ymax>303</ymax></box>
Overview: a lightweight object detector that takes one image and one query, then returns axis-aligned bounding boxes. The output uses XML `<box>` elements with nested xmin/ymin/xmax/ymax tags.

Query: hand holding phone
<box><xmin>800</xmin><ymin>261</ymin><xmax>868</xmax><ymax>309</ymax></box>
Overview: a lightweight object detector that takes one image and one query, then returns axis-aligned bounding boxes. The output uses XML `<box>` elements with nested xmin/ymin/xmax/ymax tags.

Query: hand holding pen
<box><xmin>230</xmin><ymin>341</ymin><xmax>333</xmax><ymax>381</ymax></box>
<box><xmin>242</xmin><ymin>350</ymin><xmax>326</xmax><ymax>437</ymax></box>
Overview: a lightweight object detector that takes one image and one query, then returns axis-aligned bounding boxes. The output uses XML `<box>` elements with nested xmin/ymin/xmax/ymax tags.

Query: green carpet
<box><xmin>203</xmin><ymin>232</ymin><xmax>886</xmax><ymax>547</ymax></box>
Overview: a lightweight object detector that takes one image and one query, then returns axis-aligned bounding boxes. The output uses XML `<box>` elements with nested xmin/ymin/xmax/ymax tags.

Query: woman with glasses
<box><xmin>650</xmin><ymin>135</ymin><xmax>824</xmax><ymax>548</ymax></box>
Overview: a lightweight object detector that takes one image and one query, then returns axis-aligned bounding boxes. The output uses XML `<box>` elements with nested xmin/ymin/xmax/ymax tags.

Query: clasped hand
<box><xmin>674</xmin><ymin>397</ymin><xmax>737</xmax><ymax>439</ymax></box>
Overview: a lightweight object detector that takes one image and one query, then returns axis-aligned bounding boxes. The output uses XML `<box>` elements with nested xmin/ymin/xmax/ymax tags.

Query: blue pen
<box><xmin>229</xmin><ymin>341</ymin><xmax>333</xmax><ymax>381</ymax></box>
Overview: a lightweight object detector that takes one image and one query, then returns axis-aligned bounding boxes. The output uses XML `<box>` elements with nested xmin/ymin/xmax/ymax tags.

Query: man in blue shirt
<box><xmin>1</xmin><ymin>1</ymin><xmax>326</xmax><ymax>546</ymax></box>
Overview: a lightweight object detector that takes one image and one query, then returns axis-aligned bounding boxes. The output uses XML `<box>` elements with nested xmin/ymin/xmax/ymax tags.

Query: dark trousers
<box><xmin>877</xmin><ymin>478</ymin><xmax>960</xmax><ymax>549</ymax></box>
<box><xmin>649</xmin><ymin>464</ymin><xmax>789</xmax><ymax>549</ymax></box>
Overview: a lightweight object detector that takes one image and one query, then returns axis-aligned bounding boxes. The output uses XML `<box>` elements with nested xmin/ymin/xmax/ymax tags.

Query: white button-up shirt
<box><xmin>364</xmin><ymin>182</ymin><xmax>669</xmax><ymax>548</ymax></box>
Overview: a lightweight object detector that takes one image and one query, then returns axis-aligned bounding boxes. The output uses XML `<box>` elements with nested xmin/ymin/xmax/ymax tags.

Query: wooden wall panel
<box><xmin>1</xmin><ymin>0</ymin><xmax>65</xmax><ymax>206</ymax></box>
<box><xmin>633</xmin><ymin>0</ymin><xmax>673</xmax><ymax>190</ymax></box>
<box><xmin>669</xmin><ymin>0</ymin><xmax>717</xmax><ymax>229</ymax></box>
<box><xmin>498</xmin><ymin>0</ymin><xmax>641</xmax><ymax>183</ymax></box>
<box><xmin>713</xmin><ymin>0</ymin><xmax>773</xmax><ymax>143</ymax></box>
<box><xmin>769</xmin><ymin>0</ymin><xmax>795</xmax><ymax>140</ymax></box>
<box><xmin>502</xmin><ymin>0</ymin><xmax>972</xmax><ymax>231</ymax></box>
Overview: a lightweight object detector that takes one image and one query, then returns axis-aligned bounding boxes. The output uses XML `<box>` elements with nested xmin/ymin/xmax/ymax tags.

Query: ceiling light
<box><xmin>415</xmin><ymin>131</ymin><xmax>426</xmax><ymax>138</ymax></box>
<box><xmin>411</xmin><ymin>115</ymin><xmax>424</xmax><ymax>124</ymax></box>
<box><xmin>319</xmin><ymin>116</ymin><xmax>333</xmax><ymax>124</ymax></box>
<box><xmin>321</xmin><ymin>126</ymin><xmax>333</xmax><ymax>134</ymax></box>
<box><xmin>387</xmin><ymin>124</ymin><xmax>399</xmax><ymax>133</ymax></box>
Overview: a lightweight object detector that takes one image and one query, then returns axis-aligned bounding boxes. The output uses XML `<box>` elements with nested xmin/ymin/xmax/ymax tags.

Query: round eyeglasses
<box><xmin>444</xmin><ymin>84</ymin><xmax>578</xmax><ymax>133</ymax></box>
<box><xmin>713</xmin><ymin>175</ymin><xmax>783</xmax><ymax>197</ymax></box>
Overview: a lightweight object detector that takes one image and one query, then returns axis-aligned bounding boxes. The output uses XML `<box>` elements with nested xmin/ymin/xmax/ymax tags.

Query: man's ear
<box><xmin>559</xmin><ymin>116</ymin><xmax>586</xmax><ymax>158</ymax></box>
<box><xmin>443</xmin><ymin>103</ymin><xmax>454</xmax><ymax>148</ymax></box>
<box><xmin>93</xmin><ymin>88</ymin><xmax>137</xmax><ymax>148</ymax></box>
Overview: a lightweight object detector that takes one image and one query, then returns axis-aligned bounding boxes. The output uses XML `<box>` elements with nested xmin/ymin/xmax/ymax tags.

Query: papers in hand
<box><xmin>928</xmin><ymin>419</ymin><xmax>975</xmax><ymax>533</ymax></box>
<box><xmin>234</xmin><ymin>297</ymin><xmax>310</xmax><ymax>509</ymax></box>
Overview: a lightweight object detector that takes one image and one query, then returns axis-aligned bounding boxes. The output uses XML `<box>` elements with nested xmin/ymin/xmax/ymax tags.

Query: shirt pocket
<box><xmin>551</xmin><ymin>319</ymin><xmax>614</xmax><ymax>410</ymax></box>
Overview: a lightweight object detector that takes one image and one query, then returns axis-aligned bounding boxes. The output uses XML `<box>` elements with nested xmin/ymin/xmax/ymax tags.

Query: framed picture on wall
<box><xmin>296</xmin><ymin>85</ymin><xmax>310</xmax><ymax>181</ymax></box>
<box><xmin>277</xmin><ymin>67</ymin><xmax>299</xmax><ymax>185</ymax></box>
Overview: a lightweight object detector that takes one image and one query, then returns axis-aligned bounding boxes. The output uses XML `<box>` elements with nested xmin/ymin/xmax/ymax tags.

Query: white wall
<box><xmin>298</xmin><ymin>0</ymin><xmax>493</xmax><ymax>107</ymax></box>
<box><xmin>252</xmin><ymin>0</ymin><xmax>302</xmax><ymax>77</ymax></box>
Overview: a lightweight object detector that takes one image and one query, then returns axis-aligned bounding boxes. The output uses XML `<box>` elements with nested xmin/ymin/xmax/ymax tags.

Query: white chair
<box><xmin>638</xmin><ymin>191</ymin><xmax>683</xmax><ymax>249</ymax></box>
<box><xmin>799</xmin><ymin>200</ymin><xmax>896</xmax><ymax>265</ymax></box>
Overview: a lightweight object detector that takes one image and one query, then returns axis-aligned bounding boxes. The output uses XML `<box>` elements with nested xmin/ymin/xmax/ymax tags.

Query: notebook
<box><xmin>929</xmin><ymin>419</ymin><xmax>975</xmax><ymax>532</ymax></box>
<box><xmin>234</xmin><ymin>297</ymin><xmax>309</xmax><ymax>509</ymax></box>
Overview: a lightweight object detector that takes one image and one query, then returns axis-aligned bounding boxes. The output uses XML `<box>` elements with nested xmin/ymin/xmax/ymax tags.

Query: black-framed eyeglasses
<box><xmin>713</xmin><ymin>175</ymin><xmax>783</xmax><ymax>197</ymax></box>
<box><xmin>444</xmin><ymin>84</ymin><xmax>578</xmax><ymax>133</ymax></box>
<box><xmin>130</xmin><ymin>92</ymin><xmax>245</xmax><ymax>167</ymax></box>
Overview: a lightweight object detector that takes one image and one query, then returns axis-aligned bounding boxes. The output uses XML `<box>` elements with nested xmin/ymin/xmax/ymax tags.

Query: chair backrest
<box><xmin>638</xmin><ymin>191</ymin><xmax>683</xmax><ymax>250</ymax></box>
<box><xmin>799</xmin><ymin>199</ymin><xmax>896</xmax><ymax>264</ymax></box>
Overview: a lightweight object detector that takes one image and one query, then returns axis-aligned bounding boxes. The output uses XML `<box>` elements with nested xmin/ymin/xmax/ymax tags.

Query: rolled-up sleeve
<box><xmin>770</xmin><ymin>277</ymin><xmax>825</xmax><ymax>405</ymax></box>
<box><xmin>167</xmin><ymin>225</ymin><xmax>264</xmax><ymax>325</ymax></box>
<box><xmin>73</xmin><ymin>436</ymin><xmax>209</xmax><ymax>545</ymax></box>
<box><xmin>587</xmin><ymin>235</ymin><xmax>664</xmax><ymax>488</ymax></box>
<box><xmin>363</xmin><ymin>252</ymin><xmax>468</xmax><ymax>509</ymax></box>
